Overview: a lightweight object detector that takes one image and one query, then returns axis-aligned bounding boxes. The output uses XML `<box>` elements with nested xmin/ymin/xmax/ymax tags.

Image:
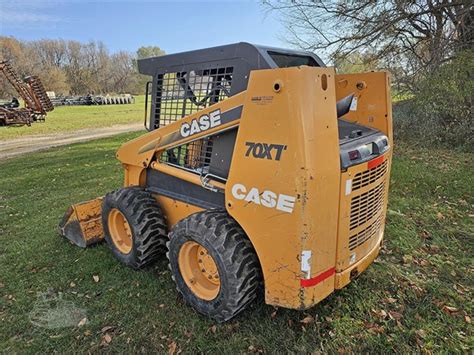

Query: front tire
<box><xmin>102</xmin><ymin>187</ymin><xmax>167</xmax><ymax>269</ymax></box>
<box><xmin>167</xmin><ymin>210</ymin><xmax>262</xmax><ymax>322</ymax></box>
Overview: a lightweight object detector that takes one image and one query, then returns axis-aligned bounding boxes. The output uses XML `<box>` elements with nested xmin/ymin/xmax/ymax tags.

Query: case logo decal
<box><xmin>231</xmin><ymin>183</ymin><xmax>296</xmax><ymax>213</ymax></box>
<box><xmin>180</xmin><ymin>109</ymin><xmax>221</xmax><ymax>138</ymax></box>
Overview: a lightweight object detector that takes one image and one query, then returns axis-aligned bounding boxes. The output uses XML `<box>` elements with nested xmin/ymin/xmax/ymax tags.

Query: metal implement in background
<box><xmin>49</xmin><ymin>94</ymin><xmax>134</xmax><ymax>107</ymax></box>
<box><xmin>0</xmin><ymin>61</ymin><xmax>54</xmax><ymax>126</ymax></box>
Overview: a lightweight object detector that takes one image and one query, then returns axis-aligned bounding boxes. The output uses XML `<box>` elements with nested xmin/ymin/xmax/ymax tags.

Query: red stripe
<box><xmin>367</xmin><ymin>155</ymin><xmax>385</xmax><ymax>169</ymax></box>
<box><xmin>300</xmin><ymin>267</ymin><xmax>336</xmax><ymax>288</ymax></box>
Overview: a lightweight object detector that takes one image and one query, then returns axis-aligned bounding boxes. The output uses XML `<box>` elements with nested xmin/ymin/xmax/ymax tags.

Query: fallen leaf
<box><xmin>415</xmin><ymin>329</ymin><xmax>426</xmax><ymax>339</ymax></box>
<box><xmin>300</xmin><ymin>315</ymin><xmax>314</xmax><ymax>324</ymax></box>
<box><xmin>364</xmin><ymin>322</ymin><xmax>385</xmax><ymax>334</ymax></box>
<box><xmin>465</xmin><ymin>315</ymin><xmax>471</xmax><ymax>324</ymax></box>
<box><xmin>442</xmin><ymin>305</ymin><xmax>459</xmax><ymax>314</ymax></box>
<box><xmin>271</xmin><ymin>310</ymin><xmax>277</xmax><ymax>319</ymax></box>
<box><xmin>372</xmin><ymin>309</ymin><xmax>388</xmax><ymax>319</ymax></box>
<box><xmin>419</xmin><ymin>259</ymin><xmax>429</xmax><ymax>266</ymax></box>
<box><xmin>101</xmin><ymin>326</ymin><xmax>114</xmax><ymax>333</ymax></box>
<box><xmin>436</xmin><ymin>212</ymin><xmax>445</xmax><ymax>220</ymax></box>
<box><xmin>93</xmin><ymin>275</ymin><xmax>99</xmax><ymax>283</ymax></box>
<box><xmin>102</xmin><ymin>333</ymin><xmax>112</xmax><ymax>344</ymax></box>
<box><xmin>386</xmin><ymin>297</ymin><xmax>397</xmax><ymax>304</ymax></box>
<box><xmin>389</xmin><ymin>311</ymin><xmax>403</xmax><ymax>320</ymax></box>
<box><xmin>77</xmin><ymin>317</ymin><xmax>87</xmax><ymax>327</ymax></box>
<box><xmin>208</xmin><ymin>325</ymin><xmax>217</xmax><ymax>334</ymax></box>
<box><xmin>70</xmin><ymin>282</ymin><xmax>76</xmax><ymax>288</ymax></box>
<box><xmin>168</xmin><ymin>341</ymin><xmax>177</xmax><ymax>355</ymax></box>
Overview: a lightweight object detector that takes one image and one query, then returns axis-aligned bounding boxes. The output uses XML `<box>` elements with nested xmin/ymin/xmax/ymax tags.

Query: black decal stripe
<box><xmin>146</xmin><ymin>169</ymin><xmax>225</xmax><ymax>209</ymax></box>
<box><xmin>220</xmin><ymin>105</ymin><xmax>242</xmax><ymax>124</ymax></box>
<box><xmin>159</xmin><ymin>131</ymin><xmax>182</xmax><ymax>147</ymax></box>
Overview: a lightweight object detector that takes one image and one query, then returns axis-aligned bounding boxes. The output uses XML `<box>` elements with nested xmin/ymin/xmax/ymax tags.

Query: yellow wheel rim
<box><xmin>178</xmin><ymin>241</ymin><xmax>220</xmax><ymax>300</ymax></box>
<box><xmin>108</xmin><ymin>208</ymin><xmax>133</xmax><ymax>254</ymax></box>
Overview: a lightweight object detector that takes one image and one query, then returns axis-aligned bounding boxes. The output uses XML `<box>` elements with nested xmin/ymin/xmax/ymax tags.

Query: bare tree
<box><xmin>264</xmin><ymin>0</ymin><xmax>472</xmax><ymax>90</ymax></box>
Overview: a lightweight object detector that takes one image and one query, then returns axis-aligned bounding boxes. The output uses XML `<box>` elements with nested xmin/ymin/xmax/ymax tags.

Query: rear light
<box><xmin>348</xmin><ymin>150</ymin><xmax>360</xmax><ymax>160</ymax></box>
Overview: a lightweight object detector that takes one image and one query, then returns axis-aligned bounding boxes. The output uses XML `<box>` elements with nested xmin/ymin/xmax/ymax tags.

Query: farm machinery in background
<box><xmin>48</xmin><ymin>93</ymin><xmax>134</xmax><ymax>106</ymax></box>
<box><xmin>0</xmin><ymin>61</ymin><xmax>54</xmax><ymax>126</ymax></box>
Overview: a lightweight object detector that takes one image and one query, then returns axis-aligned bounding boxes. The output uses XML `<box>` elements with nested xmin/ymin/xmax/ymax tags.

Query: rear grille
<box><xmin>350</xmin><ymin>182</ymin><xmax>385</xmax><ymax>230</ymax></box>
<box><xmin>349</xmin><ymin>214</ymin><xmax>383</xmax><ymax>250</ymax></box>
<box><xmin>352</xmin><ymin>160</ymin><xmax>387</xmax><ymax>191</ymax></box>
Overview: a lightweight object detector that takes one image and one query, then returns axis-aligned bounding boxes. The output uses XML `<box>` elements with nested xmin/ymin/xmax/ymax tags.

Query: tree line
<box><xmin>0</xmin><ymin>37</ymin><xmax>165</xmax><ymax>98</ymax></box>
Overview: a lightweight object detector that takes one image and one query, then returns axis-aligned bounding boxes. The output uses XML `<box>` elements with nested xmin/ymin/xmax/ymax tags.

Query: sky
<box><xmin>0</xmin><ymin>0</ymin><xmax>287</xmax><ymax>55</ymax></box>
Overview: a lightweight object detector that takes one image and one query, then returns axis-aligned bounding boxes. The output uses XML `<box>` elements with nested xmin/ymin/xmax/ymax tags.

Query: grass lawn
<box><xmin>0</xmin><ymin>135</ymin><xmax>472</xmax><ymax>353</ymax></box>
<box><xmin>0</xmin><ymin>96</ymin><xmax>145</xmax><ymax>141</ymax></box>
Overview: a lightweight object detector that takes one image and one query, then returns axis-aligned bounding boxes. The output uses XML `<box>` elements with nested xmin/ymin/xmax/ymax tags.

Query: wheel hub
<box><xmin>178</xmin><ymin>241</ymin><xmax>220</xmax><ymax>300</ymax></box>
<box><xmin>108</xmin><ymin>208</ymin><xmax>132</xmax><ymax>254</ymax></box>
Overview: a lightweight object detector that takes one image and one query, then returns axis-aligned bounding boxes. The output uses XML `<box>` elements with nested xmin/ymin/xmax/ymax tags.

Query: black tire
<box><xmin>102</xmin><ymin>187</ymin><xmax>167</xmax><ymax>269</ymax></box>
<box><xmin>167</xmin><ymin>210</ymin><xmax>262</xmax><ymax>322</ymax></box>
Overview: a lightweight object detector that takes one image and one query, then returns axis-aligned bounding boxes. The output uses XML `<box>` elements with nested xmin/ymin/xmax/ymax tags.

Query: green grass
<box><xmin>0</xmin><ymin>136</ymin><xmax>472</xmax><ymax>353</ymax></box>
<box><xmin>0</xmin><ymin>96</ymin><xmax>145</xmax><ymax>141</ymax></box>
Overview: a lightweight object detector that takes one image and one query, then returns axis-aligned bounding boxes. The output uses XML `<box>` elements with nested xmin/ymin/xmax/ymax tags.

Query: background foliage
<box><xmin>0</xmin><ymin>37</ymin><xmax>164</xmax><ymax>97</ymax></box>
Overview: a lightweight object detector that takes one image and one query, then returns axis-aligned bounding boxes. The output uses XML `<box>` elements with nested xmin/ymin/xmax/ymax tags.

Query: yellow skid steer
<box><xmin>59</xmin><ymin>43</ymin><xmax>392</xmax><ymax>322</ymax></box>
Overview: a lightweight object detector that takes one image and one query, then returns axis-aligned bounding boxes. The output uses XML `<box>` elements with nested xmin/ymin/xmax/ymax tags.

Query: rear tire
<box><xmin>167</xmin><ymin>210</ymin><xmax>262</xmax><ymax>322</ymax></box>
<box><xmin>102</xmin><ymin>187</ymin><xmax>167</xmax><ymax>269</ymax></box>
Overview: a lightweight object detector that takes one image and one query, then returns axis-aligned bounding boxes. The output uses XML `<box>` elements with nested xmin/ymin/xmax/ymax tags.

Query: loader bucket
<box><xmin>58</xmin><ymin>198</ymin><xmax>104</xmax><ymax>248</ymax></box>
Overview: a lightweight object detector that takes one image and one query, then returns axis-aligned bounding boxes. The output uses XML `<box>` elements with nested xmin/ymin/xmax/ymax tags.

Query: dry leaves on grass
<box><xmin>93</xmin><ymin>275</ymin><xmax>99</xmax><ymax>283</ymax></box>
<box><xmin>364</xmin><ymin>322</ymin><xmax>385</xmax><ymax>334</ymax></box>
<box><xmin>442</xmin><ymin>305</ymin><xmax>460</xmax><ymax>315</ymax></box>
<box><xmin>386</xmin><ymin>297</ymin><xmax>397</xmax><ymax>304</ymax></box>
<box><xmin>100</xmin><ymin>325</ymin><xmax>114</xmax><ymax>333</ymax></box>
<box><xmin>208</xmin><ymin>325</ymin><xmax>217</xmax><ymax>334</ymax></box>
<box><xmin>77</xmin><ymin>317</ymin><xmax>87</xmax><ymax>327</ymax></box>
<box><xmin>388</xmin><ymin>311</ymin><xmax>403</xmax><ymax>321</ymax></box>
<box><xmin>415</xmin><ymin>329</ymin><xmax>427</xmax><ymax>339</ymax></box>
<box><xmin>300</xmin><ymin>315</ymin><xmax>314</xmax><ymax>324</ymax></box>
<box><xmin>168</xmin><ymin>340</ymin><xmax>179</xmax><ymax>355</ymax></box>
<box><xmin>100</xmin><ymin>333</ymin><xmax>112</xmax><ymax>347</ymax></box>
<box><xmin>372</xmin><ymin>309</ymin><xmax>388</xmax><ymax>319</ymax></box>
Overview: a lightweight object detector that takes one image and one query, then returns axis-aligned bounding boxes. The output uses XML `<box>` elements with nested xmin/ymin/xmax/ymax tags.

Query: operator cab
<box><xmin>138</xmin><ymin>42</ymin><xmax>388</xmax><ymax>182</ymax></box>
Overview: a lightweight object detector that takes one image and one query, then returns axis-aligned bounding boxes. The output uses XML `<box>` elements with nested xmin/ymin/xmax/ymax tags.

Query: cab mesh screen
<box><xmin>153</xmin><ymin>67</ymin><xmax>233</xmax><ymax>129</ymax></box>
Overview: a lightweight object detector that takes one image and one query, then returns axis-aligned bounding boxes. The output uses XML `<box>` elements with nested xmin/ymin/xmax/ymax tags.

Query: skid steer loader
<box><xmin>59</xmin><ymin>43</ymin><xmax>393</xmax><ymax>322</ymax></box>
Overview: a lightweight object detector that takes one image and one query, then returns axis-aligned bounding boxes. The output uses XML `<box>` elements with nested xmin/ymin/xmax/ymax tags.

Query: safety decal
<box><xmin>300</xmin><ymin>267</ymin><xmax>335</xmax><ymax>288</ymax></box>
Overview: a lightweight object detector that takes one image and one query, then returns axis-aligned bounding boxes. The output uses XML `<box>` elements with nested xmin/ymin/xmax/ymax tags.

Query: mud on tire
<box><xmin>102</xmin><ymin>187</ymin><xmax>167</xmax><ymax>269</ymax></box>
<box><xmin>167</xmin><ymin>210</ymin><xmax>262</xmax><ymax>322</ymax></box>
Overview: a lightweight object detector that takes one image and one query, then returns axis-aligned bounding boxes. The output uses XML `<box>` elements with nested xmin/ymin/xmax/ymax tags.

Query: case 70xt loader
<box><xmin>59</xmin><ymin>43</ymin><xmax>393</xmax><ymax>322</ymax></box>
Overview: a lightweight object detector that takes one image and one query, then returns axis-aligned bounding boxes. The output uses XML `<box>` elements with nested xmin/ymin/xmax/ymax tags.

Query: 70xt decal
<box><xmin>245</xmin><ymin>142</ymin><xmax>287</xmax><ymax>161</ymax></box>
